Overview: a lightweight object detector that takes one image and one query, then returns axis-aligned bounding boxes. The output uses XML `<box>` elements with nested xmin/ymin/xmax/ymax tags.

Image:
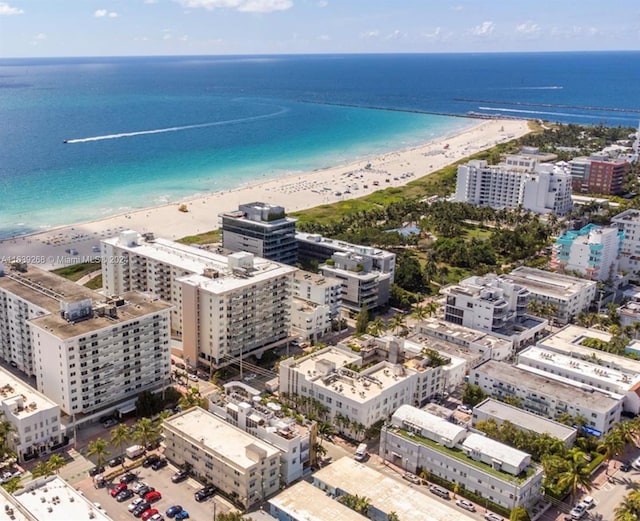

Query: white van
<box><xmin>354</xmin><ymin>443</ymin><xmax>368</xmax><ymax>461</ymax></box>
<box><xmin>632</xmin><ymin>455</ymin><xmax>640</xmax><ymax>471</ymax></box>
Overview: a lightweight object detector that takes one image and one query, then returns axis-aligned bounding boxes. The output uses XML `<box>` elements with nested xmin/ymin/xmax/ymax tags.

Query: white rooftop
<box><xmin>296</xmin><ymin>233</ymin><xmax>394</xmax><ymax>259</ymax></box>
<box><xmin>14</xmin><ymin>476</ymin><xmax>111</xmax><ymax>521</ymax></box>
<box><xmin>104</xmin><ymin>232</ymin><xmax>296</xmax><ymax>290</ymax></box>
<box><xmin>0</xmin><ymin>487</ymin><xmax>32</xmax><ymax>521</ymax></box>
<box><xmin>505</xmin><ymin>267</ymin><xmax>596</xmax><ymax>299</ymax></box>
<box><xmin>164</xmin><ymin>407</ymin><xmax>279</xmax><ymax>470</ymax></box>
<box><xmin>313</xmin><ymin>458</ymin><xmax>475</xmax><ymax>521</ymax></box>
<box><xmin>392</xmin><ymin>405</ymin><xmax>466</xmax><ymax>445</ymax></box>
<box><xmin>269</xmin><ymin>481</ymin><xmax>365</xmax><ymax>521</ymax></box>
<box><xmin>519</xmin><ymin>346</ymin><xmax>640</xmax><ymax>391</ymax></box>
<box><xmin>0</xmin><ymin>367</ymin><xmax>58</xmax><ymax>420</ymax></box>
<box><xmin>463</xmin><ymin>433</ymin><xmax>530</xmax><ymax>470</ymax></box>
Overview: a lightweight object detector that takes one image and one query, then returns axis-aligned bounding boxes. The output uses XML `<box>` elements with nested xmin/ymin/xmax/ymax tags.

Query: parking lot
<box><xmin>77</xmin><ymin>460</ymin><xmax>236</xmax><ymax>521</ymax></box>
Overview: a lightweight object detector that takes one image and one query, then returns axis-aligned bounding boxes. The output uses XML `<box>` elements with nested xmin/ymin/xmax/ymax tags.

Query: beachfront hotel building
<box><xmin>208</xmin><ymin>382</ymin><xmax>315</xmax><ymax>484</ymax></box>
<box><xmin>220</xmin><ymin>202</ymin><xmax>297</xmax><ymax>265</ymax></box>
<box><xmin>380</xmin><ymin>405</ymin><xmax>544</xmax><ymax>512</ymax></box>
<box><xmin>470</xmin><ymin>360</ymin><xmax>622</xmax><ymax>436</ymax></box>
<box><xmin>550</xmin><ymin>224</ymin><xmax>623</xmax><ymax>281</ymax></box>
<box><xmin>472</xmin><ymin>398</ymin><xmax>578</xmax><ymax>447</ymax></box>
<box><xmin>454</xmin><ymin>159</ymin><xmax>573</xmax><ymax>215</ymax></box>
<box><xmin>296</xmin><ymin>232</ymin><xmax>395</xmax><ymax>311</ymax></box>
<box><xmin>0</xmin><ymin>264</ymin><xmax>172</xmax><ymax>420</ymax></box>
<box><xmin>0</xmin><ymin>366</ymin><xmax>63</xmax><ymax>462</ymax></box>
<box><xmin>441</xmin><ymin>274</ymin><xmax>547</xmax><ymax>348</ymax></box>
<box><xmin>612</xmin><ymin>209</ymin><xmax>640</xmax><ymax>275</ymax></box>
<box><xmin>504</xmin><ymin>267</ymin><xmax>597</xmax><ymax>325</ymax></box>
<box><xmin>163</xmin><ymin>407</ymin><xmax>281</xmax><ymax>509</ymax></box>
<box><xmin>312</xmin><ymin>457</ymin><xmax>478</xmax><ymax>521</ymax></box>
<box><xmin>569</xmin><ymin>155</ymin><xmax>630</xmax><ymax>195</ymax></box>
<box><xmin>101</xmin><ymin>231</ymin><xmax>296</xmax><ymax>368</ymax></box>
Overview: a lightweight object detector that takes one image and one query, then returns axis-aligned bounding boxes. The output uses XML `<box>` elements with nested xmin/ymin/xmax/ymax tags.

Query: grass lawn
<box><xmin>84</xmin><ymin>274</ymin><xmax>103</xmax><ymax>290</ymax></box>
<box><xmin>51</xmin><ymin>262</ymin><xmax>100</xmax><ymax>282</ymax></box>
<box><xmin>177</xmin><ymin>229</ymin><xmax>221</xmax><ymax>245</ymax></box>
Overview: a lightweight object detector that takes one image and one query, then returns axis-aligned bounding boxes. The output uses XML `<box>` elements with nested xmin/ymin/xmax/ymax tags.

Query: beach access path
<box><xmin>0</xmin><ymin>119</ymin><xmax>530</xmax><ymax>270</ymax></box>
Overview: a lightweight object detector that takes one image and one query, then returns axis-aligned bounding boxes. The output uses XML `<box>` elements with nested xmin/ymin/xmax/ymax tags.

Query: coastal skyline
<box><xmin>1</xmin><ymin>0</ymin><xmax>639</xmax><ymax>58</ymax></box>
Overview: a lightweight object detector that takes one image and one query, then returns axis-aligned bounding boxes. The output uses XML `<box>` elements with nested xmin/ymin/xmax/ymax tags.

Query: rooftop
<box><xmin>462</xmin><ymin>433</ymin><xmax>530</xmax><ymax>470</ymax></box>
<box><xmin>476</xmin><ymin>360</ymin><xmax>621</xmax><ymax>413</ymax></box>
<box><xmin>0</xmin><ymin>486</ymin><xmax>34</xmax><ymax>521</ymax></box>
<box><xmin>296</xmin><ymin>233</ymin><xmax>394</xmax><ymax>259</ymax></box>
<box><xmin>164</xmin><ymin>407</ymin><xmax>280</xmax><ymax>470</ymax></box>
<box><xmin>0</xmin><ymin>366</ymin><xmax>58</xmax><ymax>418</ymax></box>
<box><xmin>29</xmin><ymin>291</ymin><xmax>171</xmax><ymax>340</ymax></box>
<box><xmin>504</xmin><ymin>267</ymin><xmax>596</xmax><ymax>298</ymax></box>
<box><xmin>518</xmin><ymin>346</ymin><xmax>640</xmax><ymax>391</ymax></box>
<box><xmin>416</xmin><ymin>318</ymin><xmax>513</xmax><ymax>352</ymax></box>
<box><xmin>392</xmin><ymin>405</ymin><xmax>466</xmax><ymax>445</ymax></box>
<box><xmin>0</xmin><ymin>265</ymin><xmax>97</xmax><ymax>314</ymax></box>
<box><xmin>269</xmin><ymin>481</ymin><xmax>365</xmax><ymax>521</ymax></box>
<box><xmin>293</xmin><ymin>270</ymin><xmax>342</xmax><ymax>289</ymax></box>
<box><xmin>473</xmin><ymin>398</ymin><xmax>577</xmax><ymax>442</ymax></box>
<box><xmin>313</xmin><ymin>457</ymin><xmax>476</xmax><ymax>521</ymax></box>
<box><xmin>14</xmin><ymin>476</ymin><xmax>112</xmax><ymax>521</ymax></box>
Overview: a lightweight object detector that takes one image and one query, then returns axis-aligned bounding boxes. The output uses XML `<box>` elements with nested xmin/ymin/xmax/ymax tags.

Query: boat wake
<box><xmin>478</xmin><ymin>106</ymin><xmax>597</xmax><ymax>119</ymax></box>
<box><xmin>64</xmin><ymin>107</ymin><xmax>288</xmax><ymax>144</ymax></box>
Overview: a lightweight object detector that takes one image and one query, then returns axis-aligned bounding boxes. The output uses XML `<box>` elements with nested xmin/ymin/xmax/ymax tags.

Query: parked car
<box><xmin>455</xmin><ymin>499</ymin><xmax>476</xmax><ymax>512</ymax></box>
<box><xmin>166</xmin><ymin>505</ymin><xmax>183</xmax><ymax>518</ymax></box>
<box><xmin>484</xmin><ymin>514</ymin><xmax>504</xmax><ymax>521</ymax></box>
<box><xmin>108</xmin><ymin>456</ymin><xmax>124</xmax><ymax>467</ymax></box>
<box><xmin>88</xmin><ymin>465</ymin><xmax>104</xmax><ymax>477</ymax></box>
<box><xmin>171</xmin><ymin>470</ymin><xmax>188</xmax><ymax>483</ymax></box>
<box><xmin>150</xmin><ymin>515</ymin><xmax>164</xmax><ymax>521</ymax></box>
<box><xmin>570</xmin><ymin>503</ymin><xmax>587</xmax><ymax>519</ymax></box>
<box><xmin>428</xmin><ymin>485</ymin><xmax>450</xmax><ymax>500</ymax></box>
<box><xmin>457</xmin><ymin>404</ymin><xmax>473</xmax><ymax>414</ymax></box>
<box><xmin>142</xmin><ymin>509</ymin><xmax>159</xmax><ymax>521</ymax></box>
<box><xmin>145</xmin><ymin>490</ymin><xmax>162</xmax><ymax>503</ymax></box>
<box><xmin>128</xmin><ymin>497</ymin><xmax>146</xmax><ymax>512</ymax></box>
<box><xmin>151</xmin><ymin>458</ymin><xmax>168</xmax><ymax>471</ymax></box>
<box><xmin>133</xmin><ymin>502</ymin><xmax>151</xmax><ymax>517</ymax></box>
<box><xmin>133</xmin><ymin>481</ymin><xmax>149</xmax><ymax>493</ymax></box>
<box><xmin>103</xmin><ymin>418</ymin><xmax>118</xmax><ymax>428</ymax></box>
<box><xmin>175</xmin><ymin>362</ymin><xmax>186</xmax><ymax>370</ymax></box>
<box><xmin>581</xmin><ymin>496</ymin><xmax>595</xmax><ymax>509</ymax></box>
<box><xmin>137</xmin><ymin>485</ymin><xmax>155</xmax><ymax>498</ymax></box>
<box><xmin>120</xmin><ymin>472</ymin><xmax>138</xmax><ymax>484</ymax></box>
<box><xmin>110</xmin><ymin>483</ymin><xmax>127</xmax><ymax>498</ymax></box>
<box><xmin>402</xmin><ymin>472</ymin><xmax>421</xmax><ymax>485</ymax></box>
<box><xmin>194</xmin><ymin>485</ymin><xmax>216</xmax><ymax>502</ymax></box>
<box><xmin>188</xmin><ymin>373</ymin><xmax>198</xmax><ymax>382</ymax></box>
<box><xmin>116</xmin><ymin>489</ymin><xmax>135</xmax><ymax>502</ymax></box>
<box><xmin>621</xmin><ymin>461</ymin><xmax>632</xmax><ymax>472</ymax></box>
<box><xmin>175</xmin><ymin>511</ymin><xmax>189</xmax><ymax>521</ymax></box>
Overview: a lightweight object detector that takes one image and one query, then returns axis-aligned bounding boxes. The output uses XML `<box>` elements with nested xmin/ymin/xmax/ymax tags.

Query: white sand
<box><xmin>0</xmin><ymin>119</ymin><xmax>529</xmax><ymax>270</ymax></box>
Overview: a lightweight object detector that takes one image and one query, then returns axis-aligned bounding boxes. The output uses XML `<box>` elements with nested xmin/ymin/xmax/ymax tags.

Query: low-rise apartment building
<box><xmin>0</xmin><ymin>368</ymin><xmax>63</xmax><ymax>462</ymax></box>
<box><xmin>472</xmin><ymin>398</ymin><xmax>578</xmax><ymax>447</ymax></box>
<box><xmin>504</xmin><ymin>267</ymin><xmax>597</xmax><ymax>324</ymax></box>
<box><xmin>471</xmin><ymin>360</ymin><xmax>622</xmax><ymax>436</ymax></box>
<box><xmin>208</xmin><ymin>382</ymin><xmax>314</xmax><ymax>484</ymax></box>
<box><xmin>163</xmin><ymin>407</ymin><xmax>281</xmax><ymax>509</ymax></box>
<box><xmin>291</xmin><ymin>271</ymin><xmax>342</xmax><ymax>341</ymax></box>
<box><xmin>312</xmin><ymin>457</ymin><xmax>477</xmax><ymax>521</ymax></box>
<box><xmin>380</xmin><ymin>405</ymin><xmax>543</xmax><ymax>512</ymax></box>
<box><xmin>612</xmin><ymin>209</ymin><xmax>640</xmax><ymax>274</ymax></box>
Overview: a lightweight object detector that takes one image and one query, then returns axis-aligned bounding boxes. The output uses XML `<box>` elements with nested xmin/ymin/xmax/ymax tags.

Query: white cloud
<box><xmin>360</xmin><ymin>30</ymin><xmax>380</xmax><ymax>39</ymax></box>
<box><xmin>318</xmin><ymin>34</ymin><xmax>330</xmax><ymax>41</ymax></box>
<box><xmin>0</xmin><ymin>2</ymin><xmax>24</xmax><ymax>15</ymax></box>
<box><xmin>471</xmin><ymin>21</ymin><xmax>494</xmax><ymax>37</ymax></box>
<box><xmin>515</xmin><ymin>21</ymin><xmax>540</xmax><ymax>35</ymax></box>
<box><xmin>317</xmin><ymin>0</ymin><xmax>328</xmax><ymax>6</ymax></box>
<box><xmin>95</xmin><ymin>9</ymin><xmax>118</xmax><ymax>18</ymax></box>
<box><xmin>34</xmin><ymin>33</ymin><xmax>46</xmax><ymax>40</ymax></box>
<box><xmin>452</xmin><ymin>5</ymin><xmax>463</xmax><ymax>11</ymax></box>
<box><xmin>423</xmin><ymin>27</ymin><xmax>441</xmax><ymax>39</ymax></box>
<box><xmin>144</xmin><ymin>0</ymin><xmax>158</xmax><ymax>3</ymax></box>
<box><xmin>385</xmin><ymin>29</ymin><xmax>406</xmax><ymax>40</ymax></box>
<box><xmin>177</xmin><ymin>0</ymin><xmax>293</xmax><ymax>13</ymax></box>
<box><xmin>163</xmin><ymin>33</ymin><xmax>172</xmax><ymax>40</ymax></box>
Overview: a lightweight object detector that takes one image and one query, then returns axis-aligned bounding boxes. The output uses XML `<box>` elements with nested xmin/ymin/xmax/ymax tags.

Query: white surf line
<box><xmin>65</xmin><ymin>106</ymin><xmax>288</xmax><ymax>144</ymax></box>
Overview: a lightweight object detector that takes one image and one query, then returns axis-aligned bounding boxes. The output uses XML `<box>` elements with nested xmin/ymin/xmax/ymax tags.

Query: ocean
<box><xmin>1</xmin><ymin>52</ymin><xmax>639</xmax><ymax>239</ymax></box>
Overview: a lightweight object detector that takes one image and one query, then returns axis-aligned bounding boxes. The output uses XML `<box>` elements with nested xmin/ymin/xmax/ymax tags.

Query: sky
<box><xmin>1</xmin><ymin>0</ymin><xmax>639</xmax><ymax>58</ymax></box>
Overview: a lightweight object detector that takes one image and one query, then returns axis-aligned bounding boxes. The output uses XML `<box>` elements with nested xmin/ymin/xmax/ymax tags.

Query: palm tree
<box><xmin>387</xmin><ymin>512</ymin><xmax>400</xmax><ymax>521</ymax></box>
<box><xmin>410</xmin><ymin>305</ymin><xmax>429</xmax><ymax>322</ymax></box>
<box><xmin>216</xmin><ymin>513</ymin><xmax>254</xmax><ymax>521</ymax></box>
<box><xmin>598</xmin><ymin>430</ymin><xmax>625</xmax><ymax>470</ymax></box>
<box><xmin>46</xmin><ymin>454</ymin><xmax>66</xmax><ymax>474</ymax></box>
<box><xmin>317</xmin><ymin>421</ymin><xmax>336</xmax><ymax>443</ymax></box>
<box><xmin>366</xmin><ymin>317</ymin><xmax>386</xmax><ymax>337</ymax></box>
<box><xmin>110</xmin><ymin>423</ymin><xmax>131</xmax><ymax>466</ymax></box>
<box><xmin>2</xmin><ymin>477</ymin><xmax>22</xmax><ymax>494</ymax></box>
<box><xmin>556</xmin><ymin>449</ymin><xmax>592</xmax><ymax>505</ymax></box>
<box><xmin>131</xmin><ymin>418</ymin><xmax>160</xmax><ymax>450</ymax></box>
<box><xmin>31</xmin><ymin>461</ymin><xmax>52</xmax><ymax>478</ymax></box>
<box><xmin>86</xmin><ymin>438</ymin><xmax>110</xmax><ymax>469</ymax></box>
<box><xmin>0</xmin><ymin>413</ymin><xmax>15</xmax><ymax>462</ymax></box>
<box><xmin>615</xmin><ymin>490</ymin><xmax>640</xmax><ymax>521</ymax></box>
<box><xmin>389</xmin><ymin>313</ymin><xmax>407</xmax><ymax>335</ymax></box>
<box><xmin>179</xmin><ymin>388</ymin><xmax>208</xmax><ymax>411</ymax></box>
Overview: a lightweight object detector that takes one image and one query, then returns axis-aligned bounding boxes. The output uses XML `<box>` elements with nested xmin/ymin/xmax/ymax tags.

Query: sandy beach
<box><xmin>0</xmin><ymin>118</ymin><xmax>529</xmax><ymax>269</ymax></box>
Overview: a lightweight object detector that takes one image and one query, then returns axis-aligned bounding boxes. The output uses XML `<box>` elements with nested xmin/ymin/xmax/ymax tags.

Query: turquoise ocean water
<box><xmin>1</xmin><ymin>53</ymin><xmax>639</xmax><ymax>238</ymax></box>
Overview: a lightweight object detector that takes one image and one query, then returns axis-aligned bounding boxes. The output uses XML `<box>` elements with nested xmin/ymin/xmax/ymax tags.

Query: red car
<box><xmin>144</xmin><ymin>490</ymin><xmax>162</xmax><ymax>503</ymax></box>
<box><xmin>141</xmin><ymin>508</ymin><xmax>159</xmax><ymax>521</ymax></box>
<box><xmin>110</xmin><ymin>483</ymin><xmax>127</xmax><ymax>498</ymax></box>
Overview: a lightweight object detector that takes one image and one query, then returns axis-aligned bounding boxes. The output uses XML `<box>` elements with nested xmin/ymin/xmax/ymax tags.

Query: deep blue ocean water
<box><xmin>1</xmin><ymin>52</ymin><xmax>639</xmax><ymax>238</ymax></box>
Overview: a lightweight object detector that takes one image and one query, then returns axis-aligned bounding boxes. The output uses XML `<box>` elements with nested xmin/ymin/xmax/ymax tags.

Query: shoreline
<box><xmin>0</xmin><ymin>118</ymin><xmax>530</xmax><ymax>270</ymax></box>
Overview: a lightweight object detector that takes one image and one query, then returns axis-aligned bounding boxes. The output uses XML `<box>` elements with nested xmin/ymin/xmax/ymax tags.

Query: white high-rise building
<box><xmin>0</xmin><ymin>265</ymin><xmax>172</xmax><ymax>419</ymax></box>
<box><xmin>612</xmin><ymin>209</ymin><xmax>640</xmax><ymax>275</ymax></box>
<box><xmin>102</xmin><ymin>231</ymin><xmax>296</xmax><ymax>368</ymax></box>
<box><xmin>454</xmin><ymin>159</ymin><xmax>573</xmax><ymax>215</ymax></box>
